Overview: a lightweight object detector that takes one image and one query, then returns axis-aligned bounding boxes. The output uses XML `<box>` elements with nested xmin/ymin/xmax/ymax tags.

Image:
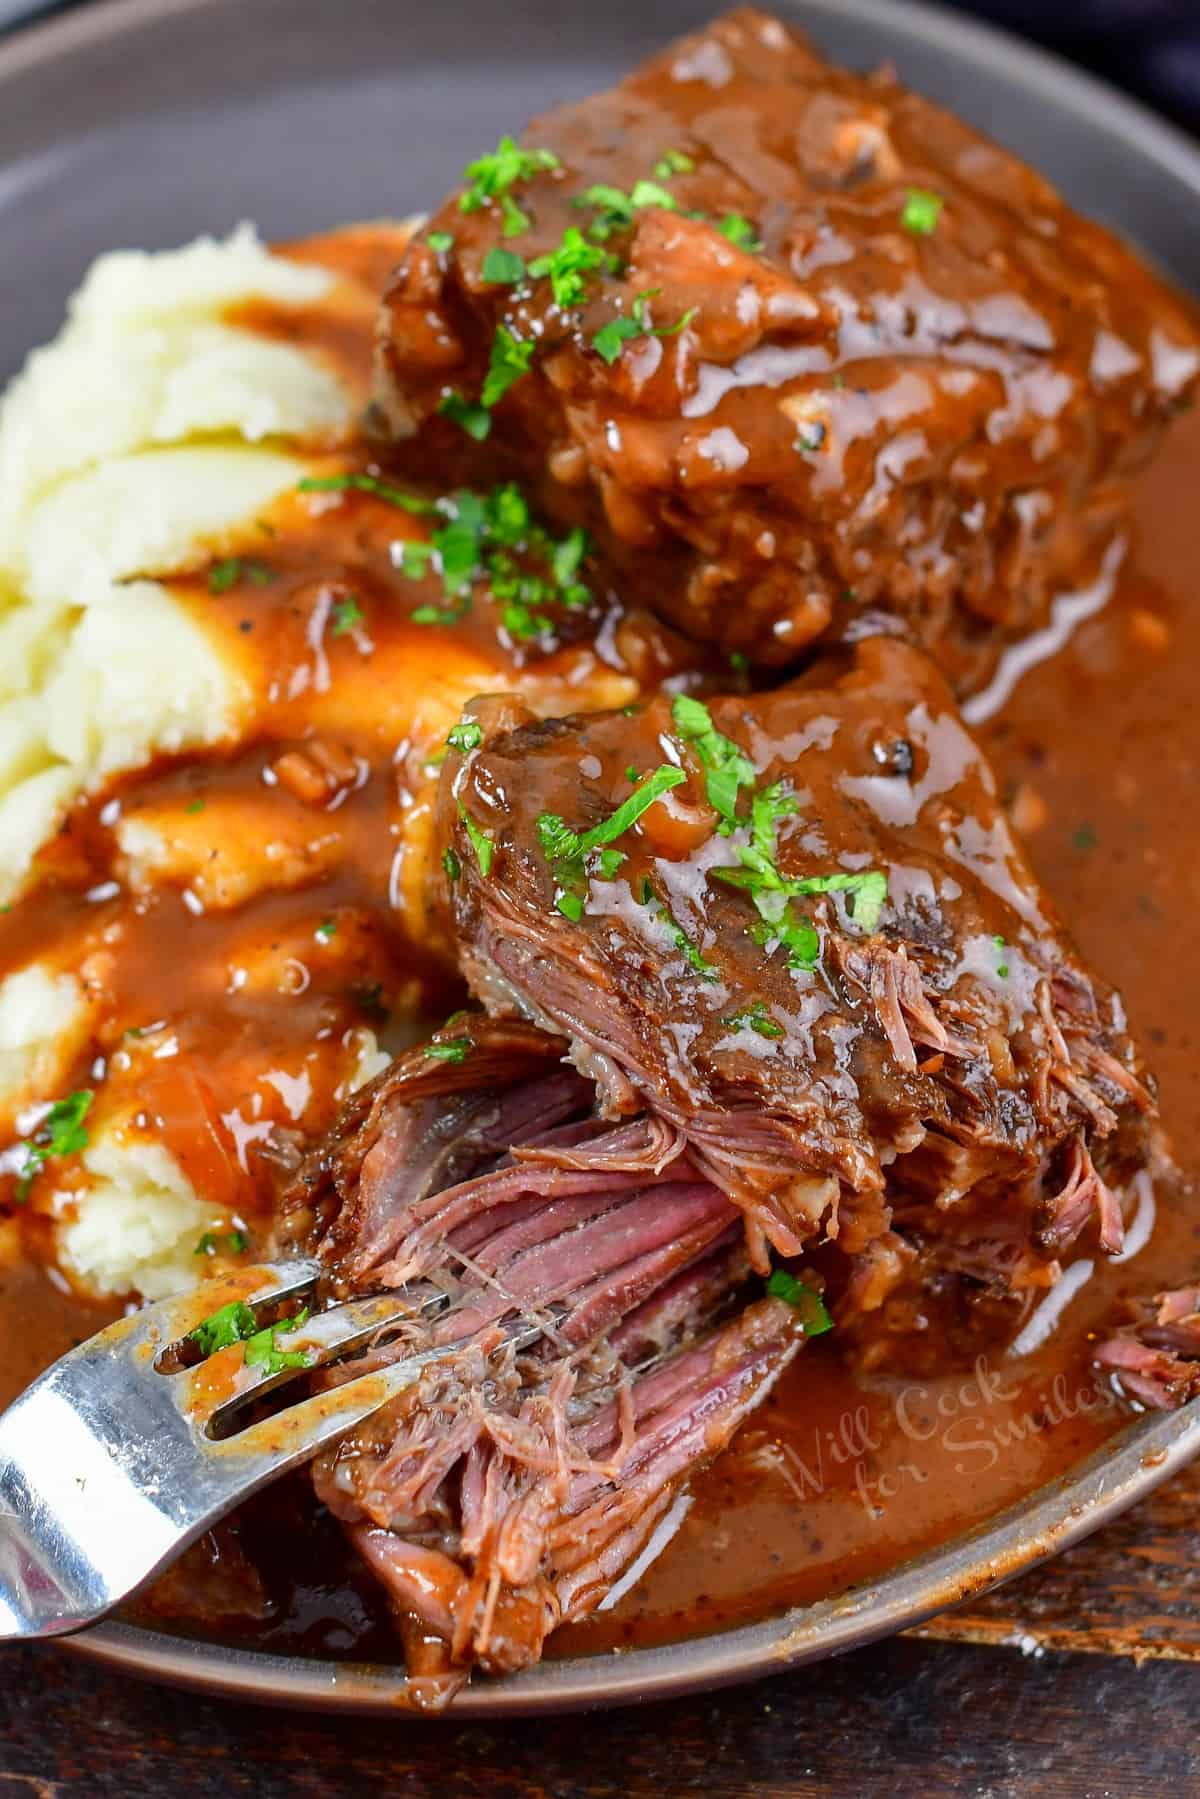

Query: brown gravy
<box><xmin>0</xmin><ymin>224</ymin><xmax>1197</xmax><ymax>1666</ymax></box>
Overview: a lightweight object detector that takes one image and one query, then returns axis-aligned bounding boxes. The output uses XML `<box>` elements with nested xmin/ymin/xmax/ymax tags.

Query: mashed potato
<box><xmin>0</xmin><ymin>224</ymin><xmax>404</xmax><ymax>1300</ymax></box>
<box><xmin>0</xmin><ymin>225</ymin><xmax>367</xmax><ymax>909</ymax></box>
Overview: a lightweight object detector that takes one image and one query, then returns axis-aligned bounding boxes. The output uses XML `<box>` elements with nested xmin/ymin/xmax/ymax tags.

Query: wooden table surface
<box><xmin>3</xmin><ymin>1457</ymin><xmax>1197</xmax><ymax>1797</ymax></box>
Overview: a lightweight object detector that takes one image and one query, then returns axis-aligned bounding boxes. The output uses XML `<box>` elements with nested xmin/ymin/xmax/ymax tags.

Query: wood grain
<box><xmin>2</xmin><ymin>1463</ymin><xmax>1199</xmax><ymax>1796</ymax></box>
<box><xmin>2</xmin><ymin>1633</ymin><xmax>1198</xmax><ymax>1797</ymax></box>
<box><xmin>914</xmin><ymin>1458</ymin><xmax>1200</xmax><ymax>1662</ymax></box>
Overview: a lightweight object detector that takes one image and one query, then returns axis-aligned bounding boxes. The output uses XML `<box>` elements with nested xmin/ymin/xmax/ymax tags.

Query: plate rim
<box><xmin>5</xmin><ymin>0</ymin><xmax>1200</xmax><ymax>1718</ymax></box>
<box><xmin>3</xmin><ymin>0</ymin><xmax>1200</xmax><ymax>203</ymax></box>
<box><xmin>68</xmin><ymin>1400</ymin><xmax>1200</xmax><ymax>1715</ymax></box>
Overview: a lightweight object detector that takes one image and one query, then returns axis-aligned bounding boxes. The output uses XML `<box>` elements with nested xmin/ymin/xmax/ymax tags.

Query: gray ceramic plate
<box><xmin>3</xmin><ymin>0</ymin><xmax>1200</xmax><ymax>1716</ymax></box>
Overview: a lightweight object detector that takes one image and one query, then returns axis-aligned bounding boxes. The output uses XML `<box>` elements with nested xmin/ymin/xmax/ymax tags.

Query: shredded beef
<box><xmin>280</xmin><ymin>1014</ymin><xmax>802</xmax><ymax>1700</ymax></box>
<box><xmin>438</xmin><ymin>637</ymin><xmax>1162</xmax><ymax>1346</ymax></box>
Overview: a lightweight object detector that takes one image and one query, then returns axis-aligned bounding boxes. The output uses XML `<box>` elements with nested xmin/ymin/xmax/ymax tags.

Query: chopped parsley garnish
<box><xmin>297</xmin><ymin>473</ymin><xmax>436</xmax><ymax>513</ymax></box>
<box><xmin>314</xmin><ymin>917</ymin><xmax>337</xmax><ymax>943</ymax></box>
<box><xmin>189</xmin><ymin>1299</ymin><xmax>259</xmax><ymax>1356</ymax></box>
<box><xmin>711</xmin><ymin>784</ymin><xmax>886</xmax><ymax>969</ymax></box>
<box><xmin>723</xmin><ymin>1002</ymin><xmax>784</xmax><ymax>1039</ymax></box>
<box><xmin>243</xmin><ymin>1307</ymin><xmax>312</xmax><ymax>1379</ymax></box>
<box><xmin>459</xmin><ymin>802</ymin><xmax>495</xmax><ymax>876</ymax></box>
<box><xmin>14</xmin><ymin>1089</ymin><xmax>94</xmax><ymax>1199</ymax></box>
<box><xmin>426</xmin><ymin>230</ymin><xmax>454</xmax><ymax>255</ymax></box>
<box><xmin>447</xmin><ymin>719</ymin><xmax>483</xmax><ymax>753</ymax></box>
<box><xmin>573</xmin><ymin>180</ymin><xmax>679</xmax><ymax>242</ymax></box>
<box><xmin>535</xmin><ymin>765</ymin><xmax>685</xmax><ymax>865</ymax></box>
<box><xmin>528</xmin><ymin>226</ymin><xmax>608</xmax><ymax>308</ymax></box>
<box><xmin>629</xmin><ymin>178</ymin><xmax>678</xmax><ymax>211</ymax></box>
<box><xmin>481</xmin><ymin>246</ymin><xmax>527</xmax><ymax>285</ymax></box>
<box><xmin>654</xmin><ymin>148</ymin><xmax>695</xmax><ymax>179</ymax></box>
<box><xmin>459</xmin><ymin>136</ymin><xmax>560</xmax><ymax>215</ymax></box>
<box><xmin>185</xmin><ymin>799</ymin><xmax>206</xmax><ymax>814</ymax></box>
<box><xmin>729</xmin><ymin>651</ymin><xmax>749</xmax><ymax>674</ymax></box>
<box><xmin>592</xmin><ymin>289</ymin><xmax>698</xmax><ymax>365</ymax></box>
<box><xmin>1072</xmin><ymin>823</ymin><xmax>1098</xmax><ymax>852</ymax></box>
<box><xmin>402</xmin><ymin>484</ymin><xmax>593</xmax><ymax>636</ymax></box>
<box><xmin>438</xmin><ymin>391</ymin><xmax>492</xmax><ymax>441</ymax></box>
<box><xmin>194</xmin><ymin>1229</ymin><xmax>248</xmax><ymax>1258</ymax></box>
<box><xmin>481</xmin><ymin>324</ymin><xmax>536</xmax><ymax>408</ymax></box>
<box><xmin>766</xmin><ymin>1268</ymin><xmax>833</xmax><ymax>1335</ymax></box>
<box><xmin>537</xmin><ymin>767</ymin><xmax>686</xmax><ymax>923</ymax></box>
<box><xmin>993</xmin><ymin>934</ymin><xmax>1009</xmax><ymax>979</ymax></box>
<box><xmin>671</xmin><ymin>693</ymin><xmax>756</xmax><ymax>826</ymax></box>
<box><xmin>787</xmin><ymin>870</ymin><xmax>889</xmax><ymax>932</ymax></box>
<box><xmin>425</xmin><ymin>1038</ymin><xmax>473</xmax><ymax>1064</ymax></box>
<box><xmin>330</xmin><ymin>597</ymin><xmax>365</xmax><ymax>636</ymax></box>
<box><xmin>499</xmin><ymin>597</ymin><xmax>553</xmax><ymax>641</ymax></box>
<box><xmin>499</xmin><ymin>193</ymin><xmax>532</xmax><ymax>238</ymax></box>
<box><xmin>551</xmin><ymin>526</ymin><xmax>589</xmax><ymax>597</ymax></box>
<box><xmin>716</xmin><ymin>213</ymin><xmax>761</xmax><ymax>251</ymax></box>
<box><xmin>442</xmin><ymin>846</ymin><xmax>462</xmax><ymax>882</ymax></box>
<box><xmin>901</xmin><ymin>187</ymin><xmax>943</xmax><ymax>236</ymax></box>
<box><xmin>208</xmin><ymin>557</ymin><xmax>273</xmax><ymax>594</ymax></box>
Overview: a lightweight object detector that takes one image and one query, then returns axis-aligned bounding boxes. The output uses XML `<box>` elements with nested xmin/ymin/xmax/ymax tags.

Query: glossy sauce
<box><xmin>0</xmin><ymin>222</ymin><xmax>1197</xmax><ymax>1666</ymax></box>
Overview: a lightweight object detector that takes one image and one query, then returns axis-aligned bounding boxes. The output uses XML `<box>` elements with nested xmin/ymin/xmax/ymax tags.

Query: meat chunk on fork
<box><xmin>438</xmin><ymin>637</ymin><xmax>1162</xmax><ymax>1333</ymax></box>
<box><xmin>375</xmin><ymin>7</ymin><xmax>1199</xmax><ymax>686</ymax></box>
<box><xmin>280</xmin><ymin>1015</ymin><xmax>806</xmax><ymax>1702</ymax></box>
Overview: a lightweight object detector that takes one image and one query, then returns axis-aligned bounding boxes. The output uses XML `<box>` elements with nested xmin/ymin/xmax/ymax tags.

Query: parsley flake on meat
<box><xmin>459</xmin><ymin>136</ymin><xmax>560</xmax><ymax>215</ymax></box>
<box><xmin>766</xmin><ymin>1268</ymin><xmax>833</xmax><ymax>1335</ymax></box>
<box><xmin>527</xmin><ymin>227</ymin><xmax>609</xmax><ymax>308</ymax></box>
<box><xmin>715</xmin><ymin>212</ymin><xmax>761</xmax><ymax>250</ymax></box>
<box><xmin>671</xmin><ymin>693</ymin><xmax>756</xmax><ymax>825</ymax></box>
<box><xmin>537</xmin><ymin>766</ymin><xmax>686</xmax><ymax>922</ymax></box>
<box><xmin>438</xmin><ymin>391</ymin><xmax>492</xmax><ymax>441</ymax></box>
<box><xmin>447</xmin><ymin>719</ymin><xmax>483</xmax><ymax>753</ymax></box>
<box><xmin>459</xmin><ymin>803</ymin><xmax>495</xmax><ymax>877</ymax></box>
<box><xmin>481</xmin><ymin>247</ymin><xmax>527</xmax><ymax>286</ymax></box>
<box><xmin>592</xmin><ymin>289</ymin><xmax>697</xmax><ymax>364</ymax></box>
<box><xmin>654</xmin><ymin>148</ymin><xmax>695</xmax><ymax>179</ymax></box>
<box><xmin>481</xmin><ymin>324</ymin><xmax>536</xmax><ymax>408</ymax></box>
<box><xmin>901</xmin><ymin>187</ymin><xmax>944</xmax><ymax>236</ymax></box>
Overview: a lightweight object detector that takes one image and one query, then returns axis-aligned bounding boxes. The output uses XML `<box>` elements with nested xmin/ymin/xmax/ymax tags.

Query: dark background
<box><xmin>8</xmin><ymin>0</ymin><xmax>1200</xmax><ymax>135</ymax></box>
<box><xmin>964</xmin><ymin>0</ymin><xmax>1198</xmax><ymax>135</ymax></box>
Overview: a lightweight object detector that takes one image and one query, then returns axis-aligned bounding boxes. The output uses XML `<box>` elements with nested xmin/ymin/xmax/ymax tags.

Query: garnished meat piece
<box><xmin>1093</xmin><ymin>1286</ymin><xmax>1200</xmax><ymax>1410</ymax></box>
<box><xmin>438</xmin><ymin>637</ymin><xmax>1162</xmax><ymax>1314</ymax></box>
<box><xmin>376</xmin><ymin>7</ymin><xmax>1199</xmax><ymax>685</ymax></box>
<box><xmin>281</xmin><ymin>1015</ymin><xmax>809</xmax><ymax>1698</ymax></box>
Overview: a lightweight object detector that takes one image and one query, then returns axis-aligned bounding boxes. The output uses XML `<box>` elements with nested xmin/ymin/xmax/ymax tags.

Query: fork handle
<box><xmin>0</xmin><ymin>1505</ymin><xmax>89</xmax><ymax>1641</ymax></box>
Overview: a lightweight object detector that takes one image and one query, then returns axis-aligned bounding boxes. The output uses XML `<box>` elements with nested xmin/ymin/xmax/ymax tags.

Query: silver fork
<box><xmin>0</xmin><ymin>1257</ymin><xmax>541</xmax><ymax>1641</ymax></box>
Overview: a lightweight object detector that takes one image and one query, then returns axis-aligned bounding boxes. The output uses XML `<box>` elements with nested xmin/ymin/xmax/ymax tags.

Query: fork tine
<box><xmin>122</xmin><ymin>1258</ymin><xmax>325</xmax><ymax>1363</ymax></box>
<box><xmin>182</xmin><ymin>1290</ymin><xmax>429</xmax><ymax>1434</ymax></box>
<box><xmin>208</xmin><ymin>1344</ymin><xmax>462</xmax><ymax>1484</ymax></box>
<box><xmin>210</xmin><ymin>1311</ymin><xmax>549</xmax><ymax>1486</ymax></box>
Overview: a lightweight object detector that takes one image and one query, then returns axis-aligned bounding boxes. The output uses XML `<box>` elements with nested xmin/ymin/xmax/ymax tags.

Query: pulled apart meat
<box><xmin>281</xmin><ymin>1014</ymin><xmax>804</xmax><ymax>1701</ymax></box>
<box><xmin>376</xmin><ymin>7</ymin><xmax>1199</xmax><ymax>686</ymax></box>
<box><xmin>1093</xmin><ymin>1286</ymin><xmax>1200</xmax><ymax>1410</ymax></box>
<box><xmin>438</xmin><ymin>637</ymin><xmax>1162</xmax><ymax>1351</ymax></box>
